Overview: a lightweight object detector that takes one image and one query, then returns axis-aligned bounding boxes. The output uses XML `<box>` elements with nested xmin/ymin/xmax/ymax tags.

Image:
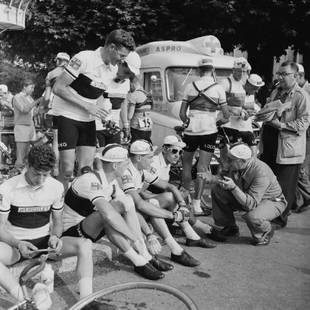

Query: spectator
<box><xmin>260</xmin><ymin>61</ymin><xmax>310</xmax><ymax>228</ymax></box>
<box><xmin>12</xmin><ymin>79</ymin><xmax>37</xmax><ymax>170</ymax></box>
<box><xmin>294</xmin><ymin>64</ymin><xmax>310</xmax><ymax>213</ymax></box>
<box><xmin>209</xmin><ymin>143</ymin><xmax>287</xmax><ymax>246</ymax></box>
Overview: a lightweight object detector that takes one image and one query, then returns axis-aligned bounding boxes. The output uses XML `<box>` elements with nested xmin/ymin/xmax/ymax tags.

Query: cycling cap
<box><xmin>163</xmin><ymin>135</ymin><xmax>186</xmax><ymax>148</ymax></box>
<box><xmin>96</xmin><ymin>144</ymin><xmax>128</xmax><ymax>162</ymax></box>
<box><xmin>297</xmin><ymin>64</ymin><xmax>304</xmax><ymax>73</ymax></box>
<box><xmin>125</xmin><ymin>51</ymin><xmax>141</xmax><ymax>76</ymax></box>
<box><xmin>228</xmin><ymin>143</ymin><xmax>252</xmax><ymax>160</ymax></box>
<box><xmin>248</xmin><ymin>74</ymin><xmax>265</xmax><ymax>87</ymax></box>
<box><xmin>56</xmin><ymin>52</ymin><xmax>70</xmax><ymax>61</ymax></box>
<box><xmin>199</xmin><ymin>58</ymin><xmax>214</xmax><ymax>68</ymax></box>
<box><xmin>130</xmin><ymin>140</ymin><xmax>156</xmax><ymax>155</ymax></box>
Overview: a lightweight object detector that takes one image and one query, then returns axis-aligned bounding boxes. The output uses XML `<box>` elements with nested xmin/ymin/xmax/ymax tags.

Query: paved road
<box><xmin>1</xmin><ymin>208</ymin><xmax>310</xmax><ymax>310</ymax></box>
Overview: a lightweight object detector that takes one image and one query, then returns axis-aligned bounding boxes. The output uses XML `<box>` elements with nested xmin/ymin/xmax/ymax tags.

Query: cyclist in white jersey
<box><xmin>0</xmin><ymin>145</ymin><xmax>93</xmax><ymax>302</ymax></box>
<box><xmin>44</xmin><ymin>52</ymin><xmax>70</xmax><ymax>176</ymax></box>
<box><xmin>179</xmin><ymin>59</ymin><xmax>229</xmax><ymax>215</ymax></box>
<box><xmin>53</xmin><ymin>29</ymin><xmax>136</xmax><ymax>190</ymax></box>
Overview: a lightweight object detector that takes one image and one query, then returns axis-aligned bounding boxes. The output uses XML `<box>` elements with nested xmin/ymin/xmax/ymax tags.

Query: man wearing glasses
<box><xmin>149</xmin><ymin>135</ymin><xmax>216</xmax><ymax>242</ymax></box>
<box><xmin>53</xmin><ymin>29</ymin><xmax>136</xmax><ymax>190</ymax></box>
<box><xmin>260</xmin><ymin>61</ymin><xmax>310</xmax><ymax>228</ymax></box>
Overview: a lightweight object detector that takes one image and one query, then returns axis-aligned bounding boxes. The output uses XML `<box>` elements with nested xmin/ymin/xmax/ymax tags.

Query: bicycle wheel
<box><xmin>69</xmin><ymin>282</ymin><xmax>199</xmax><ymax>310</ymax></box>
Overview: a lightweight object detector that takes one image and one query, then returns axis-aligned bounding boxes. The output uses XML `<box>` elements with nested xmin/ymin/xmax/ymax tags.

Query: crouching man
<box><xmin>209</xmin><ymin>143</ymin><xmax>287</xmax><ymax>245</ymax></box>
<box><xmin>0</xmin><ymin>145</ymin><xmax>93</xmax><ymax>302</ymax></box>
<box><xmin>121</xmin><ymin>140</ymin><xmax>201</xmax><ymax>267</ymax></box>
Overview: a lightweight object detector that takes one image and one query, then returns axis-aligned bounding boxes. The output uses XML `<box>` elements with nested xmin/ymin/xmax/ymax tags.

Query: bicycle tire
<box><xmin>69</xmin><ymin>281</ymin><xmax>199</xmax><ymax>310</ymax></box>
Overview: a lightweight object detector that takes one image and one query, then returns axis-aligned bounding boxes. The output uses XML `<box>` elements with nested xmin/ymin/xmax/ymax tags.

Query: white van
<box><xmin>136</xmin><ymin>35</ymin><xmax>237</xmax><ymax>146</ymax></box>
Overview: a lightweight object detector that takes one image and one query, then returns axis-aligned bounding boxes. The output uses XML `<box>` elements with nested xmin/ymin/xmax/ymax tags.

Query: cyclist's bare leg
<box><xmin>0</xmin><ymin>242</ymin><xmax>23</xmax><ymax>301</ymax></box>
<box><xmin>76</xmin><ymin>146</ymin><xmax>96</xmax><ymax>173</ymax></box>
<box><xmin>182</xmin><ymin>151</ymin><xmax>195</xmax><ymax>191</ymax></box>
<box><xmin>58</xmin><ymin>149</ymin><xmax>75</xmax><ymax>191</ymax></box>
<box><xmin>58</xmin><ymin>237</ymin><xmax>93</xmax><ymax>299</ymax></box>
<box><xmin>52</xmin><ymin>129</ymin><xmax>59</xmax><ymax>176</ymax></box>
<box><xmin>192</xmin><ymin>150</ymin><xmax>212</xmax><ymax>213</ymax></box>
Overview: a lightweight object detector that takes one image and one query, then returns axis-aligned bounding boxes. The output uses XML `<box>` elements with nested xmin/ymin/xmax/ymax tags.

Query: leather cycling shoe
<box><xmin>253</xmin><ymin>228</ymin><xmax>274</xmax><ymax>246</ymax></box>
<box><xmin>134</xmin><ymin>263</ymin><xmax>165</xmax><ymax>280</ymax></box>
<box><xmin>150</xmin><ymin>256</ymin><xmax>174</xmax><ymax>272</ymax></box>
<box><xmin>207</xmin><ymin>228</ymin><xmax>227</xmax><ymax>242</ymax></box>
<box><xmin>171</xmin><ymin>250</ymin><xmax>200</xmax><ymax>267</ymax></box>
<box><xmin>186</xmin><ymin>238</ymin><xmax>217</xmax><ymax>248</ymax></box>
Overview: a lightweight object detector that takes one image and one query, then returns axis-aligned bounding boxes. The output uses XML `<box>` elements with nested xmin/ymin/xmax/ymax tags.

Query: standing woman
<box><xmin>13</xmin><ymin>79</ymin><xmax>37</xmax><ymax>169</ymax></box>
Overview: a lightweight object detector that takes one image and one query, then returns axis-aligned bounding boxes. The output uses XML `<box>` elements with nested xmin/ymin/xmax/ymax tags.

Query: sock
<box><xmin>193</xmin><ymin>220</ymin><xmax>212</xmax><ymax>234</ymax></box>
<box><xmin>165</xmin><ymin>236</ymin><xmax>183</xmax><ymax>255</ymax></box>
<box><xmin>180</xmin><ymin>222</ymin><xmax>200</xmax><ymax>240</ymax></box>
<box><xmin>9</xmin><ymin>285</ymin><xmax>24</xmax><ymax>302</ymax></box>
<box><xmin>124</xmin><ymin>247</ymin><xmax>148</xmax><ymax>267</ymax></box>
<box><xmin>192</xmin><ymin>199</ymin><xmax>203</xmax><ymax>213</ymax></box>
<box><xmin>78</xmin><ymin>277</ymin><xmax>93</xmax><ymax>299</ymax></box>
<box><xmin>134</xmin><ymin>239</ymin><xmax>152</xmax><ymax>261</ymax></box>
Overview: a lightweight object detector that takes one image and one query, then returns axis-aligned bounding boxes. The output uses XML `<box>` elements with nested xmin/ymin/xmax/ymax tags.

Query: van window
<box><xmin>166</xmin><ymin>67</ymin><xmax>200</xmax><ymax>102</ymax></box>
<box><xmin>166</xmin><ymin>67</ymin><xmax>232</xmax><ymax>101</ymax></box>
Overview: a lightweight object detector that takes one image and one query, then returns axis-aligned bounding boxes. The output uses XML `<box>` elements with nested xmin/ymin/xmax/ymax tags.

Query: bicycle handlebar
<box><xmin>19</xmin><ymin>255</ymin><xmax>48</xmax><ymax>286</ymax></box>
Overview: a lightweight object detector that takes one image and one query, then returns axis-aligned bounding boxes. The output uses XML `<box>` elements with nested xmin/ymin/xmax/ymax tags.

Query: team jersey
<box><xmin>151</xmin><ymin>152</ymin><xmax>170</xmax><ymax>182</ymax></box>
<box><xmin>121</xmin><ymin>159</ymin><xmax>159</xmax><ymax>193</ymax></box>
<box><xmin>183</xmin><ymin>76</ymin><xmax>226</xmax><ymax>135</ymax></box>
<box><xmin>95</xmin><ymin>79</ymin><xmax>130</xmax><ymax>130</ymax></box>
<box><xmin>219</xmin><ymin>76</ymin><xmax>246</xmax><ymax>131</ymax></box>
<box><xmin>53</xmin><ymin>48</ymin><xmax>117</xmax><ymax>122</ymax></box>
<box><xmin>128</xmin><ymin>87</ymin><xmax>153</xmax><ymax>131</ymax></box>
<box><xmin>0</xmin><ymin>173</ymin><xmax>64</xmax><ymax>240</ymax></box>
<box><xmin>63</xmin><ymin>170</ymin><xmax>123</xmax><ymax>230</ymax></box>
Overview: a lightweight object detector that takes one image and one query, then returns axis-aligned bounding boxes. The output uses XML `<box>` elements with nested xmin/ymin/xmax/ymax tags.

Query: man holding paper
<box><xmin>260</xmin><ymin>61</ymin><xmax>310</xmax><ymax>228</ymax></box>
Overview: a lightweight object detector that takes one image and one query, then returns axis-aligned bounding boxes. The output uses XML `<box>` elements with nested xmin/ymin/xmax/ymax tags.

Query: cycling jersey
<box><xmin>220</xmin><ymin>76</ymin><xmax>246</xmax><ymax>131</ymax></box>
<box><xmin>128</xmin><ymin>88</ymin><xmax>153</xmax><ymax>132</ymax></box>
<box><xmin>62</xmin><ymin>170</ymin><xmax>123</xmax><ymax>230</ymax></box>
<box><xmin>0</xmin><ymin>174</ymin><xmax>64</xmax><ymax>240</ymax></box>
<box><xmin>183</xmin><ymin>76</ymin><xmax>226</xmax><ymax>135</ymax></box>
<box><xmin>53</xmin><ymin>48</ymin><xmax>117</xmax><ymax>122</ymax></box>
<box><xmin>121</xmin><ymin>159</ymin><xmax>159</xmax><ymax>193</ymax></box>
<box><xmin>151</xmin><ymin>152</ymin><xmax>170</xmax><ymax>181</ymax></box>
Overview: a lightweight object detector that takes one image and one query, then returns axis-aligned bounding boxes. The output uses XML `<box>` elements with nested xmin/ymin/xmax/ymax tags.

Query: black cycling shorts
<box><xmin>183</xmin><ymin>133</ymin><xmax>217</xmax><ymax>153</ymax></box>
<box><xmin>57</xmin><ymin>116</ymin><xmax>96</xmax><ymax>151</ymax></box>
<box><xmin>52</xmin><ymin>115</ymin><xmax>59</xmax><ymax>130</ymax></box>
<box><xmin>130</xmin><ymin>128</ymin><xmax>152</xmax><ymax>143</ymax></box>
<box><xmin>62</xmin><ymin>221</ymin><xmax>106</xmax><ymax>243</ymax></box>
<box><xmin>218</xmin><ymin>127</ymin><xmax>256</xmax><ymax>147</ymax></box>
<box><xmin>96</xmin><ymin>130</ymin><xmax>121</xmax><ymax>147</ymax></box>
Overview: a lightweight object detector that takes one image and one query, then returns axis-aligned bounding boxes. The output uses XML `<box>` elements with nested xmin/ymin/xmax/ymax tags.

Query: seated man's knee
<box><xmin>76</xmin><ymin>238</ymin><xmax>93</xmax><ymax>255</ymax></box>
<box><xmin>148</xmin><ymin>198</ymin><xmax>160</xmax><ymax>208</ymax></box>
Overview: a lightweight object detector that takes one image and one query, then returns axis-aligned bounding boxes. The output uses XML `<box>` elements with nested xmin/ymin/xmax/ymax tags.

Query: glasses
<box><xmin>169</xmin><ymin>148</ymin><xmax>184</xmax><ymax>156</ymax></box>
<box><xmin>276</xmin><ymin>72</ymin><xmax>295</xmax><ymax>77</ymax></box>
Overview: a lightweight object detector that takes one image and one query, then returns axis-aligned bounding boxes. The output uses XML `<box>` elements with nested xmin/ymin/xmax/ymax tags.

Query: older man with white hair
<box><xmin>209</xmin><ymin>143</ymin><xmax>287</xmax><ymax>246</ymax></box>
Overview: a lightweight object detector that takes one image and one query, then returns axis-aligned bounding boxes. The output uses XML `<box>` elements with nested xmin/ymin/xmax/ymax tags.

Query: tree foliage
<box><xmin>1</xmin><ymin>0</ymin><xmax>309</xmax><ymax>81</ymax></box>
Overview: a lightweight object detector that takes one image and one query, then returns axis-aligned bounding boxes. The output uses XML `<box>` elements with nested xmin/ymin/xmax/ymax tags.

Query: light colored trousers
<box><xmin>212</xmin><ymin>184</ymin><xmax>286</xmax><ymax>241</ymax></box>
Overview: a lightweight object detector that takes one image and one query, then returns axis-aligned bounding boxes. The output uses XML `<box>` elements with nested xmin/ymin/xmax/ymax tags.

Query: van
<box><xmin>136</xmin><ymin>35</ymin><xmax>237</xmax><ymax>146</ymax></box>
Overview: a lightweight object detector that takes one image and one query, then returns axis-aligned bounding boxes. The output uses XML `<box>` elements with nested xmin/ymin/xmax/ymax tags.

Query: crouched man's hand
<box><xmin>173</xmin><ymin>206</ymin><xmax>190</xmax><ymax>223</ymax></box>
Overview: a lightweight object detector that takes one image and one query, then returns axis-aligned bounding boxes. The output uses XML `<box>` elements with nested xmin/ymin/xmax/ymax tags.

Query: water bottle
<box><xmin>32</xmin><ymin>283</ymin><xmax>52</xmax><ymax>310</ymax></box>
<box><xmin>40</xmin><ymin>263</ymin><xmax>54</xmax><ymax>293</ymax></box>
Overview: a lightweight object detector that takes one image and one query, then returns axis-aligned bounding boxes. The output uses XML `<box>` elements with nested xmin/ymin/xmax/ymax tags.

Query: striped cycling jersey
<box><xmin>53</xmin><ymin>48</ymin><xmax>117</xmax><ymax>122</ymax></box>
<box><xmin>0</xmin><ymin>173</ymin><xmax>64</xmax><ymax>240</ymax></box>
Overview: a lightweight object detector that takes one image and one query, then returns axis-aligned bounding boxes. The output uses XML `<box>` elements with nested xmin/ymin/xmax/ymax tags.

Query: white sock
<box><xmin>180</xmin><ymin>222</ymin><xmax>200</xmax><ymax>240</ymax></box>
<box><xmin>134</xmin><ymin>239</ymin><xmax>152</xmax><ymax>261</ymax></box>
<box><xmin>78</xmin><ymin>277</ymin><xmax>93</xmax><ymax>299</ymax></box>
<box><xmin>193</xmin><ymin>220</ymin><xmax>212</xmax><ymax>234</ymax></box>
<box><xmin>165</xmin><ymin>236</ymin><xmax>183</xmax><ymax>255</ymax></box>
<box><xmin>9</xmin><ymin>285</ymin><xmax>24</xmax><ymax>302</ymax></box>
<box><xmin>124</xmin><ymin>247</ymin><xmax>148</xmax><ymax>266</ymax></box>
<box><xmin>192</xmin><ymin>199</ymin><xmax>203</xmax><ymax>213</ymax></box>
